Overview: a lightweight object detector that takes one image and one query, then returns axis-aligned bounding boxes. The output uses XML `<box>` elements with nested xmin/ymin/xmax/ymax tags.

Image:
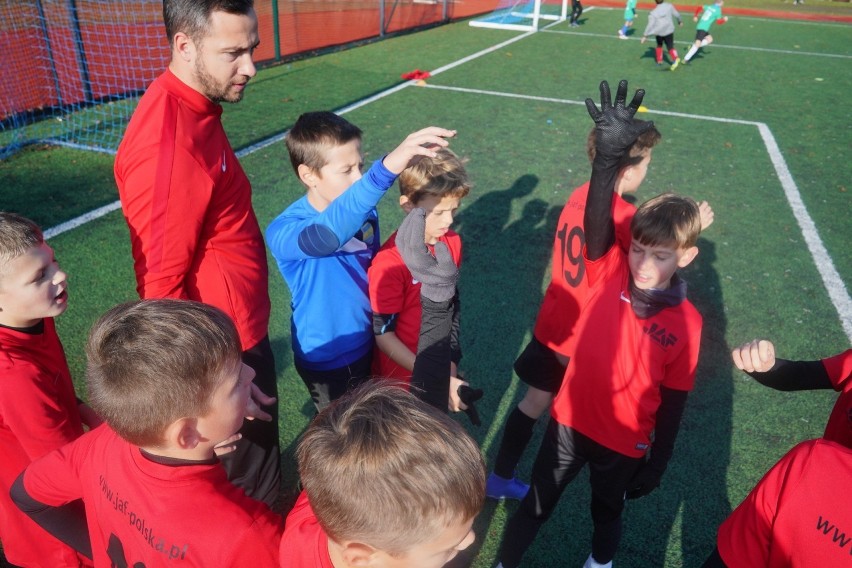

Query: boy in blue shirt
<box><xmin>266</xmin><ymin>112</ymin><xmax>455</xmax><ymax>411</ymax></box>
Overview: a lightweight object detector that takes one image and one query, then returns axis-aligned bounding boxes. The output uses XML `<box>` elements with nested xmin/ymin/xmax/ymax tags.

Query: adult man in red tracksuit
<box><xmin>114</xmin><ymin>0</ymin><xmax>279</xmax><ymax>506</ymax></box>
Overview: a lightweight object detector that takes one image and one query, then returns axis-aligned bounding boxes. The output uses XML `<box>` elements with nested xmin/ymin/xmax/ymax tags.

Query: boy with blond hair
<box><xmin>496</xmin><ymin>80</ymin><xmax>704</xmax><ymax>568</ymax></box>
<box><xmin>280</xmin><ymin>208</ymin><xmax>485</xmax><ymax>568</ymax></box>
<box><xmin>0</xmin><ymin>212</ymin><xmax>96</xmax><ymax>568</ymax></box>
<box><xmin>266</xmin><ymin>111</ymin><xmax>455</xmax><ymax>411</ymax></box>
<box><xmin>12</xmin><ymin>299</ymin><xmax>284</xmax><ymax>566</ymax></box>
<box><xmin>369</xmin><ymin>147</ymin><xmax>471</xmax><ymax>410</ymax></box>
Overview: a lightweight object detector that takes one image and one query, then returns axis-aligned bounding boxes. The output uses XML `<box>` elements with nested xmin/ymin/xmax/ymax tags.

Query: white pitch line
<box><xmin>543</xmin><ymin>28</ymin><xmax>852</xmax><ymax>58</ymax></box>
<box><xmin>421</xmin><ymin>82</ymin><xmax>852</xmax><ymax>342</ymax></box>
<box><xmin>43</xmin><ymin>201</ymin><xmax>123</xmax><ymax>240</ymax></box>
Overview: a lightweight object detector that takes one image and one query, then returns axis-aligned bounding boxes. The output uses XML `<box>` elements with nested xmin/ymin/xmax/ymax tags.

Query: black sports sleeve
<box><xmin>10</xmin><ymin>473</ymin><xmax>93</xmax><ymax>559</ymax></box>
<box><xmin>410</xmin><ymin>296</ymin><xmax>454</xmax><ymax>411</ymax></box>
<box><xmin>700</xmin><ymin>547</ymin><xmax>728</xmax><ymax>568</ymax></box>
<box><xmin>747</xmin><ymin>358</ymin><xmax>832</xmax><ymax>391</ymax></box>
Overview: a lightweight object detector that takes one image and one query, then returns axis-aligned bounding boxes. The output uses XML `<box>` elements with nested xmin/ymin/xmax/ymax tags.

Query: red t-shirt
<box><xmin>533</xmin><ymin>183</ymin><xmax>635</xmax><ymax>355</ymax></box>
<box><xmin>115</xmin><ymin>69</ymin><xmax>270</xmax><ymax>351</ymax></box>
<box><xmin>717</xmin><ymin>438</ymin><xmax>852</xmax><ymax>567</ymax></box>
<box><xmin>22</xmin><ymin>426</ymin><xmax>284</xmax><ymax>567</ymax></box>
<box><xmin>551</xmin><ymin>245</ymin><xmax>703</xmax><ymax>457</ymax></box>
<box><xmin>279</xmin><ymin>491</ymin><xmax>335</xmax><ymax>568</ymax></box>
<box><xmin>0</xmin><ymin>319</ymin><xmax>87</xmax><ymax>567</ymax></box>
<box><xmin>823</xmin><ymin>350</ymin><xmax>852</xmax><ymax>448</ymax></box>
<box><xmin>368</xmin><ymin>230</ymin><xmax>463</xmax><ymax>381</ymax></box>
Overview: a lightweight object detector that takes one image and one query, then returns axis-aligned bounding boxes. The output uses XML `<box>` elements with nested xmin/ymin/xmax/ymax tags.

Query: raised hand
<box><xmin>383</xmin><ymin>127</ymin><xmax>457</xmax><ymax>174</ymax></box>
<box><xmin>396</xmin><ymin>208</ymin><xmax>458</xmax><ymax>303</ymax></box>
<box><xmin>585</xmin><ymin>79</ymin><xmax>654</xmax><ymax>164</ymax></box>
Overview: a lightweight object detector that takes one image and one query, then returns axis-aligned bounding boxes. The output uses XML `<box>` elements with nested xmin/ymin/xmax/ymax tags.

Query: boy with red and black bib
<box><xmin>369</xmin><ymin>148</ymin><xmax>471</xmax><ymax>411</ymax></box>
<box><xmin>496</xmin><ymin>80</ymin><xmax>704</xmax><ymax>568</ymax></box>
<box><xmin>12</xmin><ymin>300</ymin><xmax>283</xmax><ymax>567</ymax></box>
<box><xmin>701</xmin><ymin>340</ymin><xmax>852</xmax><ymax>567</ymax></box>
<box><xmin>0</xmin><ymin>212</ymin><xmax>97</xmax><ymax>568</ymax></box>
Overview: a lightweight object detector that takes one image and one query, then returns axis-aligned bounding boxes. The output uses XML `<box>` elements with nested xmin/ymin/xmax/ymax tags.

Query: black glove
<box><xmin>457</xmin><ymin>385</ymin><xmax>483</xmax><ymax>426</ymax></box>
<box><xmin>396</xmin><ymin>208</ymin><xmax>458</xmax><ymax>303</ymax></box>
<box><xmin>625</xmin><ymin>460</ymin><xmax>664</xmax><ymax>499</ymax></box>
<box><xmin>584</xmin><ymin>79</ymin><xmax>655</xmax><ymax>168</ymax></box>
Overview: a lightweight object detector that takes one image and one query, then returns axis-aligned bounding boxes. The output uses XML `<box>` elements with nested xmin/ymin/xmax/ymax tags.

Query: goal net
<box><xmin>469</xmin><ymin>0</ymin><xmax>567</xmax><ymax>31</ymax></box>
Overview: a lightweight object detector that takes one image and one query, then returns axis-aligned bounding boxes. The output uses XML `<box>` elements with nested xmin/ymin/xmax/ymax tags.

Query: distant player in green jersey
<box><xmin>678</xmin><ymin>0</ymin><xmax>728</xmax><ymax>67</ymax></box>
<box><xmin>618</xmin><ymin>0</ymin><xmax>638</xmax><ymax>38</ymax></box>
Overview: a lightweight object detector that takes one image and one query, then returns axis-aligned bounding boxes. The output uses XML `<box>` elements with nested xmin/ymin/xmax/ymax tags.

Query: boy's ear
<box><xmin>298</xmin><ymin>164</ymin><xmax>318</xmax><ymax>188</ymax></box>
<box><xmin>340</xmin><ymin>541</ymin><xmax>379</xmax><ymax>567</ymax></box>
<box><xmin>164</xmin><ymin>418</ymin><xmax>201</xmax><ymax>450</ymax></box>
<box><xmin>677</xmin><ymin>246</ymin><xmax>699</xmax><ymax>269</ymax></box>
<box><xmin>399</xmin><ymin>195</ymin><xmax>414</xmax><ymax>213</ymax></box>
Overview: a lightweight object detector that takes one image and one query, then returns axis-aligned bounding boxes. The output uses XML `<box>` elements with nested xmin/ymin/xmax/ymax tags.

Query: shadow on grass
<box><xmin>448</xmin><ymin>173</ymin><xmax>565</xmax><ymax>566</ymax></box>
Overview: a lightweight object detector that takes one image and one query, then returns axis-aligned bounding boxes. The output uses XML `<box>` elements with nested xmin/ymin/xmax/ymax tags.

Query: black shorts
<box><xmin>695</xmin><ymin>29</ymin><xmax>710</xmax><ymax>41</ymax></box>
<box><xmin>295</xmin><ymin>347</ymin><xmax>373</xmax><ymax>412</ymax></box>
<box><xmin>513</xmin><ymin>337</ymin><xmax>569</xmax><ymax>394</ymax></box>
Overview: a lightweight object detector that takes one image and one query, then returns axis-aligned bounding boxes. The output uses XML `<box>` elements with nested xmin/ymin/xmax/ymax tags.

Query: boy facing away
<box><xmin>640</xmin><ymin>0</ymin><xmax>683</xmax><ymax>68</ymax></box>
<box><xmin>496</xmin><ymin>80</ymin><xmax>704</xmax><ymax>568</ymax></box>
<box><xmin>701</xmin><ymin>340</ymin><xmax>852</xmax><ymax>567</ymax></box>
<box><xmin>368</xmin><ymin>147</ymin><xmax>471</xmax><ymax>411</ymax></box>
<box><xmin>279</xmin><ymin>208</ymin><xmax>485</xmax><ymax>568</ymax></box>
<box><xmin>266</xmin><ymin>111</ymin><xmax>455</xmax><ymax>411</ymax></box>
<box><xmin>0</xmin><ymin>212</ymin><xmax>96</xmax><ymax>568</ymax></box>
<box><xmin>12</xmin><ymin>299</ymin><xmax>284</xmax><ymax>566</ymax></box>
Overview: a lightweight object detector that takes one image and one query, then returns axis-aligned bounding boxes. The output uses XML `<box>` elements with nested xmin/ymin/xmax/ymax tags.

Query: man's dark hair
<box><xmin>163</xmin><ymin>0</ymin><xmax>254</xmax><ymax>45</ymax></box>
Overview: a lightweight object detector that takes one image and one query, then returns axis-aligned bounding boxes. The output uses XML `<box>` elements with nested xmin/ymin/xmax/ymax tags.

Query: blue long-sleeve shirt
<box><xmin>266</xmin><ymin>160</ymin><xmax>397</xmax><ymax>370</ymax></box>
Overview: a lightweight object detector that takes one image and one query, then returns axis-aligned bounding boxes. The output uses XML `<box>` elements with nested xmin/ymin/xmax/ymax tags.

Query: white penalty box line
<box><xmin>420</xmin><ymin>82</ymin><xmax>852</xmax><ymax>343</ymax></box>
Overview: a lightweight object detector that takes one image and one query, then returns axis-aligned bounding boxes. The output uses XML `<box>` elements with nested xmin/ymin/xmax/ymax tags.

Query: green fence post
<box><xmin>272</xmin><ymin>0</ymin><xmax>281</xmax><ymax>61</ymax></box>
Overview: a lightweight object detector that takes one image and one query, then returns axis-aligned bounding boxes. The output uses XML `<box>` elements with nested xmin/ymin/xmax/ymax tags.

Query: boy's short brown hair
<box><xmin>285</xmin><ymin>111</ymin><xmax>362</xmax><ymax>176</ymax></box>
<box><xmin>298</xmin><ymin>380</ymin><xmax>485</xmax><ymax>555</ymax></box>
<box><xmin>632</xmin><ymin>193</ymin><xmax>701</xmax><ymax>249</ymax></box>
<box><xmin>86</xmin><ymin>299</ymin><xmax>242</xmax><ymax>447</ymax></box>
<box><xmin>398</xmin><ymin>148</ymin><xmax>472</xmax><ymax>204</ymax></box>
<box><xmin>586</xmin><ymin>123</ymin><xmax>662</xmax><ymax>169</ymax></box>
<box><xmin>0</xmin><ymin>212</ymin><xmax>43</xmax><ymax>281</ymax></box>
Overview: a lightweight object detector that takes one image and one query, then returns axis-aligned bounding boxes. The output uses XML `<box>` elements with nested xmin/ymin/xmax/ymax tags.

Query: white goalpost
<box><xmin>469</xmin><ymin>0</ymin><xmax>568</xmax><ymax>31</ymax></box>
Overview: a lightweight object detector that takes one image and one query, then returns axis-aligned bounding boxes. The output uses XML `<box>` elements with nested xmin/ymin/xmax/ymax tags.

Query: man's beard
<box><xmin>194</xmin><ymin>58</ymin><xmax>243</xmax><ymax>103</ymax></box>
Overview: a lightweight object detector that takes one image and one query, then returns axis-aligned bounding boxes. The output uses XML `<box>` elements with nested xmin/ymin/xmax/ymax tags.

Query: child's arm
<box><xmin>583</xmin><ymin>80</ymin><xmax>654</xmax><ymax>262</ymax></box>
<box><xmin>375</xmin><ymin>331</ymin><xmax>417</xmax><ymax>371</ymax></box>
<box><xmin>625</xmin><ymin>386</ymin><xmax>689</xmax><ymax>498</ymax></box>
<box><xmin>731</xmin><ymin>339</ymin><xmax>834</xmax><ymax>391</ymax></box>
<box><xmin>396</xmin><ymin>208</ymin><xmax>459</xmax><ymax>410</ymax></box>
<box><xmin>10</xmin><ymin>474</ymin><xmax>92</xmax><ymax>558</ymax></box>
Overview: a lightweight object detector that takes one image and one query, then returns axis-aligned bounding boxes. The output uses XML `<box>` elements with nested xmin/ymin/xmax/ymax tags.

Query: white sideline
<box><xmin>421</xmin><ymin>82</ymin><xmax>852</xmax><ymax>343</ymax></box>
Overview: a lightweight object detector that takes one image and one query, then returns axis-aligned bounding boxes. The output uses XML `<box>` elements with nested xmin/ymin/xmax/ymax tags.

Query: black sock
<box><xmin>494</xmin><ymin>407</ymin><xmax>538</xmax><ymax>478</ymax></box>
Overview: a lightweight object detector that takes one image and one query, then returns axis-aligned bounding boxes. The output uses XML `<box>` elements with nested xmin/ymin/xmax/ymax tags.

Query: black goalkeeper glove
<box><xmin>585</xmin><ymin>79</ymin><xmax>655</xmax><ymax>168</ymax></box>
<box><xmin>625</xmin><ymin>459</ymin><xmax>665</xmax><ymax>499</ymax></box>
<box><xmin>396</xmin><ymin>208</ymin><xmax>458</xmax><ymax>303</ymax></box>
<box><xmin>457</xmin><ymin>385</ymin><xmax>484</xmax><ymax>426</ymax></box>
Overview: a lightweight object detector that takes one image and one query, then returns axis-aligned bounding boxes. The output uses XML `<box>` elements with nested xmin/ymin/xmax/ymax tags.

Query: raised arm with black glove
<box><xmin>583</xmin><ymin>79</ymin><xmax>655</xmax><ymax>262</ymax></box>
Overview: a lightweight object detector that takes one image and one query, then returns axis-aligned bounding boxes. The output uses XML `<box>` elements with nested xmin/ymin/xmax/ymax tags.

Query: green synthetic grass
<box><xmin>2</xmin><ymin>7</ymin><xmax>851</xmax><ymax>567</ymax></box>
